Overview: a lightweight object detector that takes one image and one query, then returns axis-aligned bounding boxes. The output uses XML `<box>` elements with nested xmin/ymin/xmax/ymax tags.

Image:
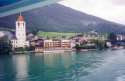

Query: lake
<box><xmin>0</xmin><ymin>50</ymin><xmax>125</xmax><ymax>81</ymax></box>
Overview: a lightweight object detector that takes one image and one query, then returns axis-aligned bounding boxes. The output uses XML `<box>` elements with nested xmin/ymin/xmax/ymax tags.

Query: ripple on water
<box><xmin>116</xmin><ymin>75</ymin><xmax>125</xmax><ymax>81</ymax></box>
<box><xmin>1</xmin><ymin>50</ymin><xmax>125</xmax><ymax>81</ymax></box>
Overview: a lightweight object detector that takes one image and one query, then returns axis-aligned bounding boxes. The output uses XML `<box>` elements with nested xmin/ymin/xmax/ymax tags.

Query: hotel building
<box><xmin>31</xmin><ymin>39</ymin><xmax>72</xmax><ymax>52</ymax></box>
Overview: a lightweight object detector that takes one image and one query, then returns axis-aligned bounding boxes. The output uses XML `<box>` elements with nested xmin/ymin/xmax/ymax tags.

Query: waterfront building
<box><xmin>11</xmin><ymin>13</ymin><xmax>29</xmax><ymax>48</ymax></box>
<box><xmin>53</xmin><ymin>40</ymin><xmax>61</xmax><ymax>48</ymax></box>
<box><xmin>0</xmin><ymin>32</ymin><xmax>5</xmax><ymax>38</ymax></box>
<box><xmin>117</xmin><ymin>34</ymin><xmax>123</xmax><ymax>41</ymax></box>
<box><xmin>31</xmin><ymin>39</ymin><xmax>44</xmax><ymax>46</ymax></box>
<box><xmin>43</xmin><ymin>40</ymin><xmax>53</xmax><ymax>49</ymax></box>
<box><xmin>30</xmin><ymin>38</ymin><xmax>44</xmax><ymax>52</ymax></box>
<box><xmin>42</xmin><ymin>39</ymin><xmax>71</xmax><ymax>49</ymax></box>
<box><xmin>72</xmin><ymin>31</ymin><xmax>107</xmax><ymax>43</ymax></box>
<box><xmin>61</xmin><ymin>40</ymin><xmax>71</xmax><ymax>48</ymax></box>
<box><xmin>43</xmin><ymin>39</ymin><xmax>71</xmax><ymax>49</ymax></box>
<box><xmin>106</xmin><ymin>42</ymin><xmax>112</xmax><ymax>47</ymax></box>
<box><xmin>30</xmin><ymin>39</ymin><xmax>72</xmax><ymax>52</ymax></box>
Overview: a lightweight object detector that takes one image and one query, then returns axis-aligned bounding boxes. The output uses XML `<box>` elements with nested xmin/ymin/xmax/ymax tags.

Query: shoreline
<box><xmin>12</xmin><ymin>49</ymin><xmax>98</xmax><ymax>54</ymax></box>
<box><xmin>8</xmin><ymin>48</ymin><xmax>125</xmax><ymax>55</ymax></box>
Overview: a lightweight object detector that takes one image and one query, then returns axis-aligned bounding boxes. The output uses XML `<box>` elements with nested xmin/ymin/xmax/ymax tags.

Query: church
<box><xmin>11</xmin><ymin>13</ymin><xmax>29</xmax><ymax>48</ymax></box>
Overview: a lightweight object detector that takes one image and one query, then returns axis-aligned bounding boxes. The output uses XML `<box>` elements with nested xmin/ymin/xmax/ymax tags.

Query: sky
<box><xmin>59</xmin><ymin>0</ymin><xmax>125</xmax><ymax>25</ymax></box>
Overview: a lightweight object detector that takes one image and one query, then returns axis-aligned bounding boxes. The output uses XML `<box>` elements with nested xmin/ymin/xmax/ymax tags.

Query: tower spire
<box><xmin>17</xmin><ymin>12</ymin><xmax>24</xmax><ymax>21</ymax></box>
<box><xmin>20</xmin><ymin>12</ymin><xmax>22</xmax><ymax>16</ymax></box>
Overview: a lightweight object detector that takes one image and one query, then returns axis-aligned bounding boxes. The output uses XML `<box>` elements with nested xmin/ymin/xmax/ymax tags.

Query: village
<box><xmin>1</xmin><ymin>13</ymin><xmax>125</xmax><ymax>54</ymax></box>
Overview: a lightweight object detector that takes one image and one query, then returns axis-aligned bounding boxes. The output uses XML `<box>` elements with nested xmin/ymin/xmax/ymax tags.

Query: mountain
<box><xmin>0</xmin><ymin>3</ymin><xmax>125</xmax><ymax>33</ymax></box>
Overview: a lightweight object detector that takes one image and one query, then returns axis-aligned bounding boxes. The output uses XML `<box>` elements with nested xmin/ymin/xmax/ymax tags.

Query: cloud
<box><xmin>59</xmin><ymin>0</ymin><xmax>125</xmax><ymax>25</ymax></box>
<box><xmin>111</xmin><ymin>0</ymin><xmax>125</xmax><ymax>5</ymax></box>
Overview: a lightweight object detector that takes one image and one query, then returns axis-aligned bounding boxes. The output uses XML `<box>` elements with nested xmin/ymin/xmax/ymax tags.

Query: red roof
<box><xmin>17</xmin><ymin>15</ymin><xmax>24</xmax><ymax>21</ymax></box>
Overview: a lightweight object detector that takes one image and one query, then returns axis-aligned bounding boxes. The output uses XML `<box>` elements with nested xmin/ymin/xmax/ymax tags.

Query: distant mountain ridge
<box><xmin>0</xmin><ymin>3</ymin><xmax>125</xmax><ymax>33</ymax></box>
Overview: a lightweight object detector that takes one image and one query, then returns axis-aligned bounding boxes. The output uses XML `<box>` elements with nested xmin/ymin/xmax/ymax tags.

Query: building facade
<box><xmin>30</xmin><ymin>39</ymin><xmax>72</xmax><ymax>52</ymax></box>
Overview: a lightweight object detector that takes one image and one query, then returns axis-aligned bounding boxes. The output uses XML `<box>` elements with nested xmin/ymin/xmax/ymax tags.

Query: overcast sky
<box><xmin>59</xmin><ymin>0</ymin><xmax>125</xmax><ymax>25</ymax></box>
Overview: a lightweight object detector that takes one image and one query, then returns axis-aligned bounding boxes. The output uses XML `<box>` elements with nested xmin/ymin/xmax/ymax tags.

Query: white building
<box><xmin>117</xmin><ymin>34</ymin><xmax>123</xmax><ymax>41</ymax></box>
<box><xmin>11</xmin><ymin>13</ymin><xmax>29</xmax><ymax>48</ymax></box>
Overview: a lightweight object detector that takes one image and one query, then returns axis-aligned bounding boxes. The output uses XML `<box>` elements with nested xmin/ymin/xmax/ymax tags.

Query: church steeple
<box><xmin>16</xmin><ymin>12</ymin><xmax>26</xmax><ymax>42</ymax></box>
<box><xmin>20</xmin><ymin>12</ymin><xmax>21</xmax><ymax>16</ymax></box>
<box><xmin>11</xmin><ymin>12</ymin><xmax>29</xmax><ymax>48</ymax></box>
<box><xmin>17</xmin><ymin>12</ymin><xmax>24</xmax><ymax>21</ymax></box>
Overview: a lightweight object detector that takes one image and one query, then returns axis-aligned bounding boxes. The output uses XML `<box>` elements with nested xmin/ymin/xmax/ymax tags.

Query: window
<box><xmin>18</xmin><ymin>23</ymin><xmax>20</xmax><ymax>26</ymax></box>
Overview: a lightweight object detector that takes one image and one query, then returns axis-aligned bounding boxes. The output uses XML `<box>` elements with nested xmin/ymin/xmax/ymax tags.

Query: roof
<box><xmin>17</xmin><ymin>13</ymin><xmax>24</xmax><ymax>21</ymax></box>
<box><xmin>17</xmin><ymin>15</ymin><xmax>24</xmax><ymax>21</ymax></box>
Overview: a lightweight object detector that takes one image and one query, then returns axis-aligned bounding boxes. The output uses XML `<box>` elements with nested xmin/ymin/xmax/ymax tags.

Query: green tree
<box><xmin>0</xmin><ymin>36</ymin><xmax>12</xmax><ymax>55</ymax></box>
<box><xmin>108</xmin><ymin>33</ymin><xmax>117</xmax><ymax>41</ymax></box>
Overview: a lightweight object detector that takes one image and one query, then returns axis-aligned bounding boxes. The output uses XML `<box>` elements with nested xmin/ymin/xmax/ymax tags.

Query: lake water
<box><xmin>0</xmin><ymin>50</ymin><xmax>125</xmax><ymax>81</ymax></box>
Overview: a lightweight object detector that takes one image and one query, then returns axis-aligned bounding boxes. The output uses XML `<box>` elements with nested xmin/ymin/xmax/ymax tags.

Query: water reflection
<box><xmin>79</xmin><ymin>50</ymin><xmax>125</xmax><ymax>81</ymax></box>
<box><xmin>0</xmin><ymin>55</ymin><xmax>15</xmax><ymax>81</ymax></box>
<box><xmin>42</xmin><ymin>52</ymin><xmax>74</xmax><ymax>68</ymax></box>
<box><xmin>1</xmin><ymin>50</ymin><xmax>125</xmax><ymax>81</ymax></box>
<box><xmin>12</xmin><ymin>55</ymin><xmax>29</xmax><ymax>81</ymax></box>
<box><xmin>60</xmin><ymin>53</ymin><xmax>74</xmax><ymax>69</ymax></box>
<box><xmin>43</xmin><ymin>54</ymin><xmax>61</xmax><ymax>68</ymax></box>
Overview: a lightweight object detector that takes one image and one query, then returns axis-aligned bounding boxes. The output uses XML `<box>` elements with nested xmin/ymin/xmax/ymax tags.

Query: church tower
<box><xmin>11</xmin><ymin>13</ymin><xmax>29</xmax><ymax>48</ymax></box>
<box><xmin>16</xmin><ymin>13</ymin><xmax>27</xmax><ymax>47</ymax></box>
